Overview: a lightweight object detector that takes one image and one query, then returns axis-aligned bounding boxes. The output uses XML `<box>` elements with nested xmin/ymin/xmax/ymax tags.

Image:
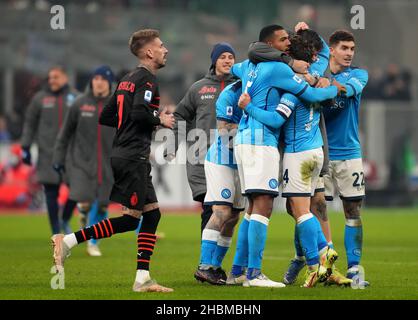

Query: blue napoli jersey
<box><xmin>231</xmin><ymin>59</ymin><xmax>337</xmax><ymax>148</ymax></box>
<box><xmin>322</xmin><ymin>67</ymin><xmax>368</xmax><ymax>160</ymax></box>
<box><xmin>206</xmin><ymin>81</ymin><xmax>243</xmax><ymax>168</ymax></box>
<box><xmin>279</xmin><ymin>93</ymin><xmax>323</xmax><ymax>153</ymax></box>
<box><xmin>279</xmin><ymin>37</ymin><xmax>328</xmax><ymax>153</ymax></box>
<box><xmin>310</xmin><ymin>37</ymin><xmax>329</xmax><ymax>78</ymax></box>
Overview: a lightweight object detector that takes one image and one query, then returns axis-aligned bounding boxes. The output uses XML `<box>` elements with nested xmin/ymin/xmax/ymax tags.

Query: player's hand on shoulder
<box><xmin>159</xmin><ymin>107</ymin><xmax>175</xmax><ymax>129</ymax></box>
<box><xmin>294</xmin><ymin>22</ymin><xmax>310</xmax><ymax>32</ymax></box>
<box><xmin>332</xmin><ymin>79</ymin><xmax>347</xmax><ymax>96</ymax></box>
<box><xmin>238</xmin><ymin>93</ymin><xmax>251</xmax><ymax>109</ymax></box>
<box><xmin>315</xmin><ymin>77</ymin><xmax>331</xmax><ymax>88</ymax></box>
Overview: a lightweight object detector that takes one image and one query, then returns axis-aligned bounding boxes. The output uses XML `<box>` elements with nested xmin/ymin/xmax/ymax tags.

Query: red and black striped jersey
<box><xmin>100</xmin><ymin>66</ymin><xmax>160</xmax><ymax>160</ymax></box>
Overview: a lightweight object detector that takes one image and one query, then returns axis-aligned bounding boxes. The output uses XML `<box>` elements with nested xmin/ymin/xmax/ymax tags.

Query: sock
<box><xmin>200</xmin><ymin>229</ymin><xmax>219</xmax><ymax>267</ymax></box>
<box><xmin>293</xmin><ymin>224</ymin><xmax>305</xmax><ymax>260</ymax></box>
<box><xmin>248</xmin><ymin>214</ymin><xmax>269</xmax><ymax>272</ymax></box>
<box><xmin>72</xmin><ymin>214</ymin><xmax>139</xmax><ymax>245</ymax></box>
<box><xmin>314</xmin><ymin>216</ymin><xmax>328</xmax><ymax>253</ymax></box>
<box><xmin>296</xmin><ymin>213</ymin><xmax>319</xmax><ymax>267</ymax></box>
<box><xmin>231</xmin><ymin>213</ymin><xmax>250</xmax><ymax>274</ymax></box>
<box><xmin>247</xmin><ymin>267</ymin><xmax>261</xmax><ymax>280</ymax></box>
<box><xmin>135</xmin><ymin>269</ymin><xmax>151</xmax><ymax>284</ymax></box>
<box><xmin>345</xmin><ymin>218</ymin><xmax>363</xmax><ymax>268</ymax></box>
<box><xmin>211</xmin><ymin>236</ymin><xmax>232</xmax><ymax>268</ymax></box>
<box><xmin>328</xmin><ymin>241</ymin><xmax>334</xmax><ymax>249</ymax></box>
<box><xmin>137</xmin><ymin>208</ymin><xmax>161</xmax><ymax>271</ymax></box>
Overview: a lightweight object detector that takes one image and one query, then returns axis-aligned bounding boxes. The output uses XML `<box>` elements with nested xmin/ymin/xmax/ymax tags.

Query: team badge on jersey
<box><xmin>66</xmin><ymin>93</ymin><xmax>76</xmax><ymax>106</ymax></box>
<box><xmin>144</xmin><ymin>90</ymin><xmax>153</xmax><ymax>102</ymax></box>
<box><xmin>226</xmin><ymin>106</ymin><xmax>233</xmax><ymax>116</ymax></box>
<box><xmin>269</xmin><ymin>178</ymin><xmax>278</xmax><ymax>189</ymax></box>
<box><xmin>221</xmin><ymin>188</ymin><xmax>232</xmax><ymax>199</ymax></box>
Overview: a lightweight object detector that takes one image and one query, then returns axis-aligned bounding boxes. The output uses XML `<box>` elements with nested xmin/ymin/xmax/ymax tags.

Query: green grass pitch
<box><xmin>1</xmin><ymin>208</ymin><xmax>417</xmax><ymax>300</ymax></box>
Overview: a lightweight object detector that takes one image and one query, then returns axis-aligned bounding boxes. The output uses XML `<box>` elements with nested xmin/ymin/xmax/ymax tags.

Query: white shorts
<box><xmin>282</xmin><ymin>148</ymin><xmax>324</xmax><ymax>197</ymax></box>
<box><xmin>234</xmin><ymin>144</ymin><xmax>280</xmax><ymax>197</ymax></box>
<box><xmin>324</xmin><ymin>158</ymin><xmax>366</xmax><ymax>201</ymax></box>
<box><xmin>203</xmin><ymin>160</ymin><xmax>245</xmax><ymax>210</ymax></box>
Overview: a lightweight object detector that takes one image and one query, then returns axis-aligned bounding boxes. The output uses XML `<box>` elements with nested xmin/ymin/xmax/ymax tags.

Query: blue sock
<box><xmin>247</xmin><ymin>267</ymin><xmax>261</xmax><ymax>280</ymax></box>
<box><xmin>135</xmin><ymin>216</ymin><xmax>143</xmax><ymax>235</ymax></box>
<box><xmin>345</xmin><ymin>219</ymin><xmax>363</xmax><ymax>268</ymax></box>
<box><xmin>296</xmin><ymin>213</ymin><xmax>319</xmax><ymax>267</ymax></box>
<box><xmin>88</xmin><ymin>201</ymin><xmax>99</xmax><ymax>246</ymax></box>
<box><xmin>200</xmin><ymin>229</ymin><xmax>219</xmax><ymax>267</ymax></box>
<box><xmin>314</xmin><ymin>216</ymin><xmax>328</xmax><ymax>253</ymax></box>
<box><xmin>248</xmin><ymin>214</ymin><xmax>269</xmax><ymax>271</ymax></box>
<box><xmin>328</xmin><ymin>241</ymin><xmax>334</xmax><ymax>249</ymax></box>
<box><xmin>293</xmin><ymin>224</ymin><xmax>304</xmax><ymax>258</ymax></box>
<box><xmin>231</xmin><ymin>214</ymin><xmax>250</xmax><ymax>274</ymax></box>
<box><xmin>211</xmin><ymin>236</ymin><xmax>231</xmax><ymax>268</ymax></box>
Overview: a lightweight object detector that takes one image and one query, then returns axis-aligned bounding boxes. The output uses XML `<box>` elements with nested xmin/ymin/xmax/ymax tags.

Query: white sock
<box><xmin>135</xmin><ymin>270</ymin><xmax>151</xmax><ymax>284</ymax></box>
<box><xmin>319</xmin><ymin>246</ymin><xmax>328</xmax><ymax>256</ymax></box>
<box><xmin>63</xmin><ymin>234</ymin><xmax>78</xmax><ymax>249</ymax></box>
<box><xmin>217</xmin><ymin>236</ymin><xmax>232</xmax><ymax>248</ymax></box>
<box><xmin>294</xmin><ymin>255</ymin><xmax>305</xmax><ymax>261</ymax></box>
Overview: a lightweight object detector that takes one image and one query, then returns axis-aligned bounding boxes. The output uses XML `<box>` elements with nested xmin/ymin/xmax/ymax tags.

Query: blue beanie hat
<box><xmin>92</xmin><ymin>65</ymin><xmax>114</xmax><ymax>85</ymax></box>
<box><xmin>210</xmin><ymin>42</ymin><xmax>235</xmax><ymax>67</ymax></box>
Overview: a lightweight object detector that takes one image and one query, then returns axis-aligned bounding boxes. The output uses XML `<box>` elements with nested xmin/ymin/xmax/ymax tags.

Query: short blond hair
<box><xmin>129</xmin><ymin>29</ymin><xmax>160</xmax><ymax>57</ymax></box>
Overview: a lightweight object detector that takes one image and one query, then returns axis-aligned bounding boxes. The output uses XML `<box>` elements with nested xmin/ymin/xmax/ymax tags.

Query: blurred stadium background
<box><xmin>0</xmin><ymin>0</ymin><xmax>417</xmax><ymax>211</ymax></box>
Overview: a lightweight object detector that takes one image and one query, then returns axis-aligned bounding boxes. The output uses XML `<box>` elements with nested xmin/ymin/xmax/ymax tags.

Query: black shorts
<box><xmin>110</xmin><ymin>157</ymin><xmax>157</xmax><ymax>210</ymax></box>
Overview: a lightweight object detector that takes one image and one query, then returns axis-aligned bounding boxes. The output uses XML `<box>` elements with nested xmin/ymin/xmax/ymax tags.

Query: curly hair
<box><xmin>288</xmin><ymin>34</ymin><xmax>316</xmax><ymax>64</ymax></box>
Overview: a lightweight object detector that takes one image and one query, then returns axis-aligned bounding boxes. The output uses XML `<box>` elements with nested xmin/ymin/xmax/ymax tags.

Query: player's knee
<box><xmin>343</xmin><ymin>199</ymin><xmax>362</xmax><ymax>219</ymax></box>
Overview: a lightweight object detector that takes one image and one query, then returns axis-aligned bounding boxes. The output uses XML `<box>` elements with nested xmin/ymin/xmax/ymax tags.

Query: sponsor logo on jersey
<box><xmin>276</xmin><ymin>103</ymin><xmax>292</xmax><ymax>118</ymax></box>
<box><xmin>118</xmin><ymin>81</ymin><xmax>135</xmax><ymax>93</ymax></box>
<box><xmin>198</xmin><ymin>86</ymin><xmax>217</xmax><ymax>94</ymax></box>
<box><xmin>221</xmin><ymin>188</ymin><xmax>232</xmax><ymax>199</ymax></box>
<box><xmin>331</xmin><ymin>98</ymin><xmax>346</xmax><ymax>109</ymax></box>
<box><xmin>200</xmin><ymin>94</ymin><xmax>215</xmax><ymax>100</ymax></box>
<box><xmin>226</xmin><ymin>106</ymin><xmax>233</xmax><ymax>116</ymax></box>
<box><xmin>130</xmin><ymin>192</ymin><xmax>138</xmax><ymax>206</ymax></box>
<box><xmin>144</xmin><ymin>90</ymin><xmax>153</xmax><ymax>102</ymax></box>
<box><xmin>269</xmin><ymin>178</ymin><xmax>278</xmax><ymax>189</ymax></box>
<box><xmin>42</xmin><ymin>96</ymin><xmax>56</xmax><ymax>108</ymax></box>
<box><xmin>80</xmin><ymin>104</ymin><xmax>96</xmax><ymax>112</ymax></box>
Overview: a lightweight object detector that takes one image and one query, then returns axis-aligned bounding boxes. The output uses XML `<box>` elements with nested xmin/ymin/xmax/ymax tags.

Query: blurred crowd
<box><xmin>363</xmin><ymin>63</ymin><xmax>412</xmax><ymax>101</ymax></box>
